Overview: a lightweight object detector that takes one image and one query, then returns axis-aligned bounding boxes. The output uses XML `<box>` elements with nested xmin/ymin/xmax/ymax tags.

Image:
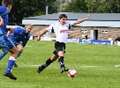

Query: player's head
<box><xmin>0</xmin><ymin>5</ymin><xmax>9</xmax><ymax>16</ymax></box>
<box><xmin>25</xmin><ymin>24</ymin><xmax>32</xmax><ymax>33</ymax></box>
<box><xmin>59</xmin><ymin>14</ymin><xmax>68</xmax><ymax>25</ymax></box>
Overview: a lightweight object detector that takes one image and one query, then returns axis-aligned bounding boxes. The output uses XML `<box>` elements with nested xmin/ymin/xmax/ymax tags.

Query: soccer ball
<box><xmin>67</xmin><ymin>69</ymin><xmax>77</xmax><ymax>78</ymax></box>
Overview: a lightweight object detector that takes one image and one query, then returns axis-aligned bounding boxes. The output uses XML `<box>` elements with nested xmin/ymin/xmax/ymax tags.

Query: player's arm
<box><xmin>68</xmin><ymin>30</ymin><xmax>80</xmax><ymax>34</ymax></box>
<box><xmin>0</xmin><ymin>16</ymin><xmax>4</xmax><ymax>26</ymax></box>
<box><xmin>73</xmin><ymin>16</ymin><xmax>89</xmax><ymax>25</ymax></box>
<box><xmin>38</xmin><ymin>28</ymin><xmax>48</xmax><ymax>37</ymax></box>
<box><xmin>6</xmin><ymin>28</ymin><xmax>13</xmax><ymax>36</ymax></box>
<box><xmin>68</xmin><ymin>16</ymin><xmax>89</xmax><ymax>34</ymax></box>
<box><xmin>38</xmin><ymin>25</ymin><xmax>53</xmax><ymax>37</ymax></box>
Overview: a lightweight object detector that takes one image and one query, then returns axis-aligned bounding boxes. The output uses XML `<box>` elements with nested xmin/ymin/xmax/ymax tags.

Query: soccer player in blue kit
<box><xmin>3</xmin><ymin>25</ymin><xmax>32</xmax><ymax>80</ymax></box>
<box><xmin>0</xmin><ymin>4</ymin><xmax>32</xmax><ymax>80</ymax></box>
<box><xmin>0</xmin><ymin>5</ymin><xmax>19</xmax><ymax>80</ymax></box>
<box><xmin>7</xmin><ymin>25</ymin><xmax>32</xmax><ymax>59</ymax></box>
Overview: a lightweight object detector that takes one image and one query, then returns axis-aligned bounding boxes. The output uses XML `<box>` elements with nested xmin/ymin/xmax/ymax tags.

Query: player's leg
<box><xmin>37</xmin><ymin>54</ymin><xmax>58</xmax><ymax>73</ymax></box>
<box><xmin>16</xmin><ymin>44</ymin><xmax>23</xmax><ymax>57</ymax></box>
<box><xmin>58</xmin><ymin>51</ymin><xmax>65</xmax><ymax>73</ymax></box>
<box><xmin>0</xmin><ymin>46</ymin><xmax>8</xmax><ymax>61</ymax></box>
<box><xmin>0</xmin><ymin>35</ymin><xmax>9</xmax><ymax>61</ymax></box>
<box><xmin>57</xmin><ymin>42</ymin><xmax>69</xmax><ymax>73</ymax></box>
<box><xmin>14</xmin><ymin>44</ymin><xmax>23</xmax><ymax>67</ymax></box>
<box><xmin>4</xmin><ymin>37</ymin><xmax>19</xmax><ymax>80</ymax></box>
<box><xmin>4</xmin><ymin>47</ymin><xmax>19</xmax><ymax>80</ymax></box>
<box><xmin>58</xmin><ymin>51</ymin><xmax>68</xmax><ymax>73</ymax></box>
<box><xmin>37</xmin><ymin>42</ymin><xmax>60</xmax><ymax>73</ymax></box>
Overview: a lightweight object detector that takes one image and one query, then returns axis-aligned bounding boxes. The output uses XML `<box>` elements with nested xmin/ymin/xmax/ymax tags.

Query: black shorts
<box><xmin>53</xmin><ymin>41</ymin><xmax>66</xmax><ymax>55</ymax></box>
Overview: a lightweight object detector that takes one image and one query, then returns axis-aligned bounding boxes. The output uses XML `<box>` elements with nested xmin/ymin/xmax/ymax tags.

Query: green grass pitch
<box><xmin>0</xmin><ymin>41</ymin><xmax>120</xmax><ymax>88</ymax></box>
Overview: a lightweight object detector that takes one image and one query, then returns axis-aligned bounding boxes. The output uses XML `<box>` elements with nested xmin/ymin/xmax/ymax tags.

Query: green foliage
<box><xmin>9</xmin><ymin>0</ymin><xmax>57</xmax><ymax>24</ymax></box>
<box><xmin>64</xmin><ymin>0</ymin><xmax>88</xmax><ymax>12</ymax></box>
<box><xmin>1</xmin><ymin>0</ymin><xmax>120</xmax><ymax>24</ymax></box>
<box><xmin>64</xmin><ymin>0</ymin><xmax>120</xmax><ymax>13</ymax></box>
<box><xmin>0</xmin><ymin>1</ymin><xmax>1</xmax><ymax>4</ymax></box>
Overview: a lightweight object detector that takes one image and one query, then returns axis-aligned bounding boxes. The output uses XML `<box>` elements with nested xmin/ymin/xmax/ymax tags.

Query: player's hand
<box><xmin>33</xmin><ymin>32</ymin><xmax>42</xmax><ymax>41</ymax></box>
<box><xmin>78</xmin><ymin>15</ymin><xmax>90</xmax><ymax>22</ymax></box>
<box><xmin>74</xmin><ymin>15</ymin><xmax>90</xmax><ymax>25</ymax></box>
<box><xmin>0</xmin><ymin>17</ymin><xmax>4</xmax><ymax>26</ymax></box>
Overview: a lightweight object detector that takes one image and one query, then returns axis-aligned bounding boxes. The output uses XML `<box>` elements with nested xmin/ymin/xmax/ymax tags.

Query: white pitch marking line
<box><xmin>18</xmin><ymin>64</ymin><xmax>101</xmax><ymax>68</ymax></box>
<box><xmin>114</xmin><ymin>65</ymin><xmax>120</xmax><ymax>68</ymax></box>
<box><xmin>17</xmin><ymin>64</ymin><xmax>120</xmax><ymax>68</ymax></box>
<box><xmin>79</xmin><ymin>66</ymin><xmax>99</xmax><ymax>68</ymax></box>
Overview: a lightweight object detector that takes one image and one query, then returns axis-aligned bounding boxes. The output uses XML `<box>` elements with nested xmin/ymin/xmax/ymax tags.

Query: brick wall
<box><xmin>31</xmin><ymin>25</ymin><xmax>120</xmax><ymax>41</ymax></box>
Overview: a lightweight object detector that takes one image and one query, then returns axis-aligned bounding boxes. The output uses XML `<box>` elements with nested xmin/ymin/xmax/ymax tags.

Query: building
<box><xmin>22</xmin><ymin>12</ymin><xmax>120</xmax><ymax>41</ymax></box>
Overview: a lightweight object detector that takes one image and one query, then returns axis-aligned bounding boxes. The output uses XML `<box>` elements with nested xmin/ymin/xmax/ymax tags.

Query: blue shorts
<box><xmin>9</xmin><ymin>36</ymin><xmax>22</xmax><ymax>46</ymax></box>
<box><xmin>0</xmin><ymin>35</ymin><xmax>15</xmax><ymax>52</ymax></box>
<box><xmin>12</xmin><ymin>39</ymin><xmax>22</xmax><ymax>46</ymax></box>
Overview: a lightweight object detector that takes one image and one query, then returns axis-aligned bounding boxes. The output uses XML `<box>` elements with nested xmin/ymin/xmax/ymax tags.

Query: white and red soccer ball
<box><xmin>67</xmin><ymin>69</ymin><xmax>77</xmax><ymax>78</ymax></box>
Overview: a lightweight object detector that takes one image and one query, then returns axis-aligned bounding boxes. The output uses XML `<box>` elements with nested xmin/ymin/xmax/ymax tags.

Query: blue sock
<box><xmin>5</xmin><ymin>59</ymin><xmax>15</xmax><ymax>74</ymax></box>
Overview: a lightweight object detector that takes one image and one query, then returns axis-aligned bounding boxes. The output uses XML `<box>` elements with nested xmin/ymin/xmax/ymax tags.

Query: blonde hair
<box><xmin>25</xmin><ymin>24</ymin><xmax>32</xmax><ymax>29</ymax></box>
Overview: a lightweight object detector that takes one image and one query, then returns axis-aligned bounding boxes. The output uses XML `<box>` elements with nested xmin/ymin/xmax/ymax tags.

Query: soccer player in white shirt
<box><xmin>37</xmin><ymin>14</ymin><xmax>88</xmax><ymax>73</ymax></box>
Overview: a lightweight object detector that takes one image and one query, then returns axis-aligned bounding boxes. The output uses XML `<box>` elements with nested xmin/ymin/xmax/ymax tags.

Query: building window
<box><xmin>102</xmin><ymin>30</ymin><xmax>108</xmax><ymax>34</ymax></box>
<box><xmin>81</xmin><ymin>30</ymin><xmax>88</xmax><ymax>33</ymax></box>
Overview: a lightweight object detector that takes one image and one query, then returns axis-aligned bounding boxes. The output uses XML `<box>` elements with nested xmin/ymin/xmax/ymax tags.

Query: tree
<box><xmin>63</xmin><ymin>0</ymin><xmax>120</xmax><ymax>13</ymax></box>
<box><xmin>9</xmin><ymin>0</ymin><xmax>57</xmax><ymax>24</ymax></box>
<box><xmin>107</xmin><ymin>0</ymin><xmax>120</xmax><ymax>13</ymax></box>
<box><xmin>64</xmin><ymin>0</ymin><xmax>88</xmax><ymax>12</ymax></box>
<box><xmin>86</xmin><ymin>0</ymin><xmax>110</xmax><ymax>13</ymax></box>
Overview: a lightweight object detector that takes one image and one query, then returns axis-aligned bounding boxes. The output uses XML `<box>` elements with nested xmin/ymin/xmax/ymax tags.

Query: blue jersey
<box><xmin>0</xmin><ymin>15</ymin><xmax>9</xmax><ymax>35</ymax></box>
<box><xmin>10</xmin><ymin>26</ymin><xmax>31</xmax><ymax>46</ymax></box>
<box><xmin>1</xmin><ymin>15</ymin><xmax>9</xmax><ymax>34</ymax></box>
<box><xmin>0</xmin><ymin>6</ymin><xmax>9</xmax><ymax>35</ymax></box>
<box><xmin>0</xmin><ymin>6</ymin><xmax>14</xmax><ymax>60</ymax></box>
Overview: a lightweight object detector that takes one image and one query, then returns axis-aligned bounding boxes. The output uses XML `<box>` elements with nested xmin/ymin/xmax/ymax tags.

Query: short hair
<box><xmin>59</xmin><ymin>14</ymin><xmax>67</xmax><ymax>19</ymax></box>
<box><xmin>25</xmin><ymin>24</ymin><xmax>32</xmax><ymax>28</ymax></box>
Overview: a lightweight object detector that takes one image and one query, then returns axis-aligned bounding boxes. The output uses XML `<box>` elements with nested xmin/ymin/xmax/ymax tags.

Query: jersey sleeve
<box><xmin>69</xmin><ymin>22</ymin><xmax>75</xmax><ymax>26</ymax></box>
<box><xmin>14</xmin><ymin>27</ymin><xmax>25</xmax><ymax>35</ymax></box>
<box><xmin>65</xmin><ymin>22</ymin><xmax>73</xmax><ymax>30</ymax></box>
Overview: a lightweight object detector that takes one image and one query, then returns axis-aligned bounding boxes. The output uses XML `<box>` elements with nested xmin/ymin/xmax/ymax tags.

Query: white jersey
<box><xmin>47</xmin><ymin>21</ymin><xmax>72</xmax><ymax>43</ymax></box>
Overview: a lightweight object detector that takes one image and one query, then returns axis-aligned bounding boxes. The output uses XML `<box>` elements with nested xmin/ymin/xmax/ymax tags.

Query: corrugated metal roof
<box><xmin>23</xmin><ymin>12</ymin><xmax>120</xmax><ymax>21</ymax></box>
<box><xmin>22</xmin><ymin>12</ymin><xmax>120</xmax><ymax>28</ymax></box>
